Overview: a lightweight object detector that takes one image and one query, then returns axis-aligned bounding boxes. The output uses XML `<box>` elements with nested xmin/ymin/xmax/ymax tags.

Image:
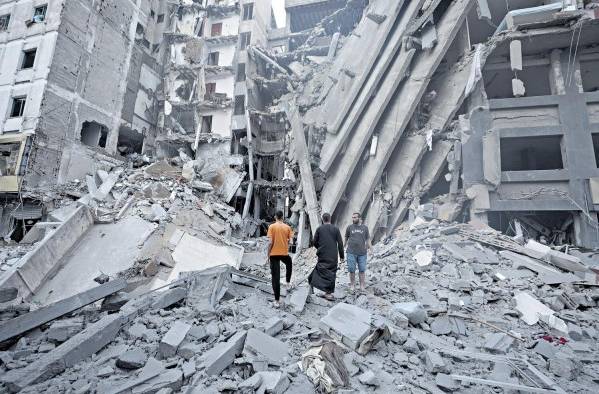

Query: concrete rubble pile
<box><xmin>2</xmin><ymin>0</ymin><xmax>599</xmax><ymax>393</ymax></box>
<box><xmin>1</xmin><ymin>218</ymin><xmax>599</xmax><ymax>393</ymax></box>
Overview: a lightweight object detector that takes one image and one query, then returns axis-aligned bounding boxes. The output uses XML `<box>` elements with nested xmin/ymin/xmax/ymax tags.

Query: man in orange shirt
<box><xmin>267</xmin><ymin>210</ymin><xmax>293</xmax><ymax>307</ymax></box>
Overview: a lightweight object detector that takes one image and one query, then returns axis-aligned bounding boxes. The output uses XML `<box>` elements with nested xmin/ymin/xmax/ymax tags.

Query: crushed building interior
<box><xmin>1</xmin><ymin>0</ymin><xmax>599</xmax><ymax>393</ymax></box>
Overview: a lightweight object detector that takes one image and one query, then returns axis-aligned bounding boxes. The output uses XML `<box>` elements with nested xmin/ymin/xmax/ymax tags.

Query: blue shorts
<box><xmin>346</xmin><ymin>253</ymin><xmax>367</xmax><ymax>273</ymax></box>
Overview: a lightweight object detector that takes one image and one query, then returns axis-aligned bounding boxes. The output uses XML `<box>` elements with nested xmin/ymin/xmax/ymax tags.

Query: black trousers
<box><xmin>269</xmin><ymin>255</ymin><xmax>292</xmax><ymax>301</ymax></box>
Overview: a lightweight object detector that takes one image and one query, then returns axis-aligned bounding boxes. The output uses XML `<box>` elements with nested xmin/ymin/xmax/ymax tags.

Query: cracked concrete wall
<box><xmin>22</xmin><ymin>0</ymin><xmax>161</xmax><ymax>188</ymax></box>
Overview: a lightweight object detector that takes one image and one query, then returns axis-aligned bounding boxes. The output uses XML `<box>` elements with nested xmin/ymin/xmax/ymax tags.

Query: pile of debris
<box><xmin>2</xmin><ymin>215</ymin><xmax>597</xmax><ymax>393</ymax></box>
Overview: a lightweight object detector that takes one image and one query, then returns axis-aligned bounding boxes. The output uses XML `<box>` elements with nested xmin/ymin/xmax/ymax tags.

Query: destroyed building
<box><xmin>2</xmin><ymin>0</ymin><xmax>599</xmax><ymax>393</ymax></box>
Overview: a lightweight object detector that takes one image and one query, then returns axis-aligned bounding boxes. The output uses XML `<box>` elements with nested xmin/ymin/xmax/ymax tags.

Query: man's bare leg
<box><xmin>359</xmin><ymin>272</ymin><xmax>366</xmax><ymax>291</ymax></box>
<box><xmin>349</xmin><ymin>272</ymin><xmax>356</xmax><ymax>291</ymax></box>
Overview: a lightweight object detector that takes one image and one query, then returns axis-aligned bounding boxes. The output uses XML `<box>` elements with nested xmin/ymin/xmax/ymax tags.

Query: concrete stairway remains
<box><xmin>333</xmin><ymin>0</ymin><xmax>476</xmax><ymax>232</ymax></box>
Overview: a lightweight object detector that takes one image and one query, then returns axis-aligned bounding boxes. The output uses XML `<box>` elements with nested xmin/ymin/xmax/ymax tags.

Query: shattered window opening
<box><xmin>9</xmin><ymin>96</ymin><xmax>26</xmax><ymax>118</ymax></box>
<box><xmin>201</xmin><ymin>115</ymin><xmax>213</xmax><ymax>133</ymax></box>
<box><xmin>33</xmin><ymin>4</ymin><xmax>47</xmax><ymax>23</ymax></box>
<box><xmin>234</xmin><ymin>95</ymin><xmax>245</xmax><ymax>115</ymax></box>
<box><xmin>20</xmin><ymin>48</ymin><xmax>37</xmax><ymax>69</ymax></box>
<box><xmin>205</xmin><ymin>82</ymin><xmax>216</xmax><ymax>95</ymax></box>
<box><xmin>242</xmin><ymin>3</ymin><xmax>254</xmax><ymax>21</ymax></box>
<box><xmin>500</xmin><ymin>136</ymin><xmax>564</xmax><ymax>171</ymax></box>
<box><xmin>0</xmin><ymin>142</ymin><xmax>20</xmax><ymax>176</ymax></box>
<box><xmin>211</xmin><ymin>22</ymin><xmax>222</xmax><ymax>37</ymax></box>
<box><xmin>0</xmin><ymin>14</ymin><xmax>10</xmax><ymax>31</ymax></box>
<box><xmin>80</xmin><ymin>121</ymin><xmax>108</xmax><ymax>149</ymax></box>
<box><xmin>208</xmin><ymin>51</ymin><xmax>219</xmax><ymax>66</ymax></box>
<box><xmin>236</xmin><ymin>63</ymin><xmax>246</xmax><ymax>82</ymax></box>
<box><xmin>239</xmin><ymin>32</ymin><xmax>251</xmax><ymax>50</ymax></box>
<box><xmin>157</xmin><ymin>14</ymin><xmax>164</xmax><ymax>23</ymax></box>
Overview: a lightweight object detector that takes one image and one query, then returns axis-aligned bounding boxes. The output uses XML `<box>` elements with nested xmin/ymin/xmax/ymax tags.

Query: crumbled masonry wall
<box><xmin>24</xmin><ymin>0</ymin><xmax>160</xmax><ymax>189</ymax></box>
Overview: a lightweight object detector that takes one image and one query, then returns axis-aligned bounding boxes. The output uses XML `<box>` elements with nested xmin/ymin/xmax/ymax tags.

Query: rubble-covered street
<box><xmin>2</xmin><ymin>0</ymin><xmax>599</xmax><ymax>393</ymax></box>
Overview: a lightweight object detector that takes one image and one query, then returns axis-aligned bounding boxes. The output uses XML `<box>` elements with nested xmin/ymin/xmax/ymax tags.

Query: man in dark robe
<box><xmin>308</xmin><ymin>212</ymin><xmax>344</xmax><ymax>300</ymax></box>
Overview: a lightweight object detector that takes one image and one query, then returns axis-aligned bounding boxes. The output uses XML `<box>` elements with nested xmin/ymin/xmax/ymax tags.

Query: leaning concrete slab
<box><xmin>320</xmin><ymin>46</ymin><xmax>417</xmax><ymax>216</ymax></box>
<box><xmin>320</xmin><ymin>0</ymin><xmax>427</xmax><ymax>172</ymax></box>
<box><xmin>243</xmin><ymin>328</ymin><xmax>290</xmax><ymax>366</ymax></box>
<box><xmin>201</xmin><ymin>330</ymin><xmax>247</xmax><ymax>376</ymax></box>
<box><xmin>285</xmin><ymin>102</ymin><xmax>320</xmax><ymax>235</ymax></box>
<box><xmin>1</xmin><ymin>313</ymin><xmax>123</xmax><ymax>392</ymax></box>
<box><xmin>320</xmin><ymin>303</ymin><xmax>372</xmax><ymax>350</ymax></box>
<box><xmin>159</xmin><ymin>321</ymin><xmax>192</xmax><ymax>358</ymax></box>
<box><xmin>0</xmin><ymin>279</ymin><xmax>126</xmax><ymax>344</ymax></box>
<box><xmin>314</xmin><ymin>0</ymin><xmax>406</xmax><ymax>133</ymax></box>
<box><xmin>332</xmin><ymin>0</ymin><xmax>476</xmax><ymax>229</ymax></box>
<box><xmin>0</xmin><ymin>205</ymin><xmax>94</xmax><ymax>300</ymax></box>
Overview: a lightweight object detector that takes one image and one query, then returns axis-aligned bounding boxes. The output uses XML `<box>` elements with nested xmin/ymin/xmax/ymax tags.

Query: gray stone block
<box><xmin>117</xmin><ymin>349</ymin><xmax>148</xmax><ymax>370</ymax></box>
<box><xmin>425</xmin><ymin>351</ymin><xmax>447</xmax><ymax>374</ymax></box>
<box><xmin>201</xmin><ymin>330</ymin><xmax>247</xmax><ymax>376</ymax></box>
<box><xmin>319</xmin><ymin>303</ymin><xmax>372</xmax><ymax>350</ymax></box>
<box><xmin>46</xmin><ymin>318</ymin><xmax>85</xmax><ymax>343</ymax></box>
<box><xmin>483</xmin><ymin>333</ymin><xmax>514</xmax><ymax>354</ymax></box>
<box><xmin>159</xmin><ymin>321</ymin><xmax>191</xmax><ymax>358</ymax></box>
<box><xmin>243</xmin><ymin>328</ymin><xmax>290</xmax><ymax>366</ymax></box>
<box><xmin>262</xmin><ymin>317</ymin><xmax>284</xmax><ymax>337</ymax></box>
<box><xmin>287</xmin><ymin>286</ymin><xmax>309</xmax><ymax>313</ymax></box>
<box><xmin>393</xmin><ymin>302</ymin><xmax>427</xmax><ymax>325</ymax></box>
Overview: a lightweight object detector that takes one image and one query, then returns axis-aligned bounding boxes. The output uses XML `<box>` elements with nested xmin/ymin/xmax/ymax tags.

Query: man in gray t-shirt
<box><xmin>345</xmin><ymin>212</ymin><xmax>370</xmax><ymax>292</ymax></box>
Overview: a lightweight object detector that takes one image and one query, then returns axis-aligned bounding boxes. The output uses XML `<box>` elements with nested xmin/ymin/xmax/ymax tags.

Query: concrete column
<box><xmin>549</xmin><ymin>49</ymin><xmax>566</xmax><ymax>95</ymax></box>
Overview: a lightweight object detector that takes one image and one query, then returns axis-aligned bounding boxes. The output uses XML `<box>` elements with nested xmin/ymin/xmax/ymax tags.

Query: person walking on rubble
<box><xmin>267</xmin><ymin>210</ymin><xmax>294</xmax><ymax>308</ymax></box>
<box><xmin>308</xmin><ymin>213</ymin><xmax>344</xmax><ymax>301</ymax></box>
<box><xmin>345</xmin><ymin>212</ymin><xmax>371</xmax><ymax>292</ymax></box>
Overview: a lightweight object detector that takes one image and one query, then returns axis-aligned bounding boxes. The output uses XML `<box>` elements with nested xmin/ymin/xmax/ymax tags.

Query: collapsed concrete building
<box><xmin>275</xmin><ymin>0</ymin><xmax>599</xmax><ymax>250</ymax></box>
<box><xmin>1</xmin><ymin>1</ymin><xmax>599</xmax><ymax>393</ymax></box>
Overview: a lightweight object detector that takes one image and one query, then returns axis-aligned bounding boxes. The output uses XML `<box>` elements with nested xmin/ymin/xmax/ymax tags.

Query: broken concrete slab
<box><xmin>201</xmin><ymin>330</ymin><xmax>247</xmax><ymax>376</ymax></box>
<box><xmin>483</xmin><ymin>333</ymin><xmax>514</xmax><ymax>354</ymax></box>
<box><xmin>514</xmin><ymin>292</ymin><xmax>567</xmax><ymax>334</ymax></box>
<box><xmin>287</xmin><ymin>285</ymin><xmax>309</xmax><ymax>313</ymax></box>
<box><xmin>159</xmin><ymin>321</ymin><xmax>191</xmax><ymax>358</ymax></box>
<box><xmin>185</xmin><ymin>265</ymin><xmax>232</xmax><ymax>314</ymax></box>
<box><xmin>117</xmin><ymin>349</ymin><xmax>148</xmax><ymax>370</ymax></box>
<box><xmin>1</xmin><ymin>313</ymin><xmax>123</xmax><ymax>391</ymax></box>
<box><xmin>46</xmin><ymin>318</ymin><xmax>85</xmax><ymax>343</ymax></box>
<box><xmin>261</xmin><ymin>317</ymin><xmax>284</xmax><ymax>337</ymax></box>
<box><xmin>243</xmin><ymin>328</ymin><xmax>290</xmax><ymax>366</ymax></box>
<box><xmin>320</xmin><ymin>303</ymin><xmax>373</xmax><ymax>350</ymax></box>
<box><xmin>425</xmin><ymin>351</ymin><xmax>448</xmax><ymax>374</ymax></box>
<box><xmin>0</xmin><ymin>279</ymin><xmax>126</xmax><ymax>344</ymax></box>
<box><xmin>392</xmin><ymin>302</ymin><xmax>427</xmax><ymax>325</ymax></box>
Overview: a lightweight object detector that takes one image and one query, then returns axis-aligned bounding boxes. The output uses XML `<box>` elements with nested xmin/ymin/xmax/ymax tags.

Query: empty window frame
<box><xmin>483</xmin><ymin>64</ymin><xmax>551</xmax><ymax>99</ymax></box>
<box><xmin>242</xmin><ymin>3</ymin><xmax>254</xmax><ymax>20</ymax></box>
<box><xmin>33</xmin><ymin>4</ymin><xmax>47</xmax><ymax>22</ymax></box>
<box><xmin>208</xmin><ymin>52</ymin><xmax>219</xmax><ymax>66</ymax></box>
<box><xmin>201</xmin><ymin>116</ymin><xmax>213</xmax><ymax>133</ymax></box>
<box><xmin>10</xmin><ymin>97</ymin><xmax>26</xmax><ymax>118</ymax></box>
<box><xmin>21</xmin><ymin>48</ymin><xmax>36</xmax><ymax>69</ymax></box>
<box><xmin>581</xmin><ymin>59</ymin><xmax>599</xmax><ymax>92</ymax></box>
<box><xmin>211</xmin><ymin>22</ymin><xmax>222</xmax><ymax>37</ymax></box>
<box><xmin>236</xmin><ymin>63</ymin><xmax>246</xmax><ymax>82</ymax></box>
<box><xmin>239</xmin><ymin>32</ymin><xmax>251</xmax><ymax>49</ymax></box>
<box><xmin>0</xmin><ymin>14</ymin><xmax>10</xmax><ymax>31</ymax></box>
<box><xmin>157</xmin><ymin>14</ymin><xmax>165</xmax><ymax>23</ymax></box>
<box><xmin>205</xmin><ymin>82</ymin><xmax>216</xmax><ymax>95</ymax></box>
<box><xmin>500</xmin><ymin>135</ymin><xmax>564</xmax><ymax>171</ymax></box>
<box><xmin>80</xmin><ymin>121</ymin><xmax>108</xmax><ymax>148</ymax></box>
<box><xmin>234</xmin><ymin>95</ymin><xmax>245</xmax><ymax>115</ymax></box>
<box><xmin>0</xmin><ymin>142</ymin><xmax>21</xmax><ymax>176</ymax></box>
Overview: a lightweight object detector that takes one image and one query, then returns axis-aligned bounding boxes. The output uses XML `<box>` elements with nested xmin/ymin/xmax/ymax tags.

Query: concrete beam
<box><xmin>319</xmin><ymin>0</ymin><xmax>425</xmax><ymax>171</ymax></box>
<box><xmin>386</xmin><ymin>136</ymin><xmax>428</xmax><ymax>208</ymax></box>
<box><xmin>314</xmin><ymin>0</ymin><xmax>406</xmax><ymax>133</ymax></box>
<box><xmin>0</xmin><ymin>279</ymin><xmax>127</xmax><ymax>344</ymax></box>
<box><xmin>320</xmin><ymin>46</ymin><xmax>416</xmax><ymax>215</ymax></box>
<box><xmin>334</xmin><ymin>0</ymin><xmax>477</xmax><ymax>228</ymax></box>
<box><xmin>284</xmin><ymin>103</ymin><xmax>320</xmax><ymax>235</ymax></box>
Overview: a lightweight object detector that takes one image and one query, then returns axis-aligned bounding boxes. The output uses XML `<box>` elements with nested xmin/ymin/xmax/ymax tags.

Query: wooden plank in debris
<box><xmin>0</xmin><ymin>279</ymin><xmax>127</xmax><ymax>343</ymax></box>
